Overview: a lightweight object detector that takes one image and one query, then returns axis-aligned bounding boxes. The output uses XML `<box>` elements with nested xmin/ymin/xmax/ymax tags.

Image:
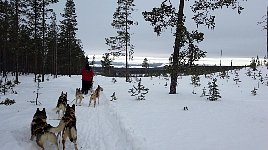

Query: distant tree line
<box><xmin>0</xmin><ymin>0</ymin><xmax>87</xmax><ymax>82</ymax></box>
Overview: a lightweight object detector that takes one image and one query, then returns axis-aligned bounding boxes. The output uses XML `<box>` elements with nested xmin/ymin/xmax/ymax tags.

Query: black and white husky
<box><xmin>30</xmin><ymin>108</ymin><xmax>61</xmax><ymax>150</ymax></box>
<box><xmin>54</xmin><ymin>91</ymin><xmax>68</xmax><ymax>118</ymax></box>
<box><xmin>54</xmin><ymin>104</ymin><xmax>78</xmax><ymax>150</ymax></box>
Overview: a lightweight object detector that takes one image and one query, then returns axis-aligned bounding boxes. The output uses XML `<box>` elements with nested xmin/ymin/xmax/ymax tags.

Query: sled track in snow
<box><xmin>7</xmin><ymin>76</ymin><xmax>145</xmax><ymax>150</ymax></box>
<box><xmin>69</xmin><ymin>85</ymin><xmax>145</xmax><ymax>150</ymax></box>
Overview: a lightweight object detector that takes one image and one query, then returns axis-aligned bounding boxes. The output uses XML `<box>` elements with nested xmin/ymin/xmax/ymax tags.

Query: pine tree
<box><xmin>142</xmin><ymin>58</ymin><xmax>149</xmax><ymax>68</ymax></box>
<box><xmin>257</xmin><ymin>6</ymin><xmax>268</xmax><ymax>57</ymax></box>
<box><xmin>26</xmin><ymin>0</ymin><xmax>44</xmax><ymax>81</ymax></box>
<box><xmin>259</xmin><ymin>76</ymin><xmax>264</xmax><ymax>83</ymax></box>
<box><xmin>1</xmin><ymin>0</ymin><xmax>35</xmax><ymax>76</ymax></box>
<box><xmin>26</xmin><ymin>0</ymin><xmax>58</xmax><ymax>81</ymax></box>
<box><xmin>40</xmin><ymin>0</ymin><xmax>59</xmax><ymax>82</ymax></box>
<box><xmin>207</xmin><ymin>78</ymin><xmax>221</xmax><ymax>101</ymax></box>
<box><xmin>57</xmin><ymin>0</ymin><xmax>86</xmax><ymax>76</ymax></box>
<box><xmin>246</xmin><ymin>68</ymin><xmax>252</xmax><ymax>77</ymax></box>
<box><xmin>142</xmin><ymin>0</ymin><xmax>246</xmax><ymax>94</ymax></box>
<box><xmin>250</xmin><ymin>57</ymin><xmax>257</xmax><ymax>71</ymax></box>
<box><xmin>59</xmin><ymin>0</ymin><xmax>77</xmax><ymax>76</ymax></box>
<box><xmin>46</xmin><ymin>11</ymin><xmax>58</xmax><ymax>77</ymax></box>
<box><xmin>101</xmin><ymin>53</ymin><xmax>113</xmax><ymax>75</ymax></box>
<box><xmin>7</xmin><ymin>0</ymin><xmax>28</xmax><ymax>83</ymax></box>
<box><xmin>233</xmin><ymin>70</ymin><xmax>241</xmax><ymax>84</ymax></box>
<box><xmin>128</xmin><ymin>78</ymin><xmax>149</xmax><ymax>100</ymax></box>
<box><xmin>110</xmin><ymin>92</ymin><xmax>117</xmax><ymax>101</ymax></box>
<box><xmin>89</xmin><ymin>55</ymin><xmax>95</xmax><ymax>66</ymax></box>
<box><xmin>253</xmin><ymin>72</ymin><xmax>256</xmax><ymax>80</ymax></box>
<box><xmin>142</xmin><ymin>58</ymin><xmax>149</xmax><ymax>76</ymax></box>
<box><xmin>191</xmin><ymin>74</ymin><xmax>200</xmax><ymax>87</ymax></box>
<box><xmin>219</xmin><ymin>70</ymin><xmax>229</xmax><ymax>79</ymax></box>
<box><xmin>105</xmin><ymin>0</ymin><xmax>138</xmax><ymax>82</ymax></box>
<box><xmin>200</xmin><ymin>87</ymin><xmax>206</xmax><ymax>97</ymax></box>
<box><xmin>0</xmin><ymin>1</ymin><xmax>11</xmax><ymax>77</ymax></box>
<box><xmin>191</xmin><ymin>74</ymin><xmax>200</xmax><ymax>94</ymax></box>
<box><xmin>251</xmin><ymin>87</ymin><xmax>257</xmax><ymax>96</ymax></box>
<box><xmin>0</xmin><ymin>0</ymin><xmax>63</xmax><ymax>77</ymax></box>
<box><xmin>258</xmin><ymin>70</ymin><xmax>262</xmax><ymax>77</ymax></box>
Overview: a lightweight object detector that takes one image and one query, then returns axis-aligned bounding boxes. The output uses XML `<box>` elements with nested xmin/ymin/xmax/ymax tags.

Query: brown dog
<box><xmin>89</xmin><ymin>85</ymin><xmax>103</xmax><ymax>107</ymax></box>
<box><xmin>75</xmin><ymin>88</ymin><xmax>84</xmax><ymax>105</ymax></box>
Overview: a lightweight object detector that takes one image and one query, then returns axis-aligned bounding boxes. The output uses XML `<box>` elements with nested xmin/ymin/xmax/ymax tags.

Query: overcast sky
<box><xmin>52</xmin><ymin>0</ymin><xmax>268</xmax><ymax>60</ymax></box>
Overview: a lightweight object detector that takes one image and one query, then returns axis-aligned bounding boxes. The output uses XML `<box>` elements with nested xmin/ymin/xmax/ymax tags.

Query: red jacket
<box><xmin>81</xmin><ymin>68</ymin><xmax>94</xmax><ymax>81</ymax></box>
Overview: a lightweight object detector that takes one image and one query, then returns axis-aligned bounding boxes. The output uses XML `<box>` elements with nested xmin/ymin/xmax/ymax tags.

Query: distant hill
<box><xmin>92</xmin><ymin>61</ymin><xmax>165</xmax><ymax>68</ymax></box>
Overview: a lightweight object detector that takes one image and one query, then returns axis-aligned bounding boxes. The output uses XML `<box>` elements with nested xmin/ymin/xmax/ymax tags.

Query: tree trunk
<box><xmin>15</xmin><ymin>0</ymin><xmax>19</xmax><ymax>83</ymax></box>
<box><xmin>67</xmin><ymin>27</ymin><xmax>72</xmax><ymax>77</ymax></box>
<box><xmin>125</xmin><ymin>3</ymin><xmax>129</xmax><ymax>82</ymax></box>
<box><xmin>266</xmin><ymin>6</ymin><xmax>268</xmax><ymax>58</ymax></box>
<box><xmin>55</xmin><ymin>32</ymin><xmax>58</xmax><ymax>78</ymax></box>
<box><xmin>42</xmin><ymin>0</ymin><xmax>45</xmax><ymax>82</ymax></box>
<box><xmin>2</xmin><ymin>22</ymin><xmax>7</xmax><ymax>77</ymax></box>
<box><xmin>0</xmin><ymin>42</ymin><xmax>2</xmax><ymax>76</ymax></box>
<box><xmin>169</xmin><ymin>0</ymin><xmax>185</xmax><ymax>94</ymax></box>
<box><xmin>34</xmin><ymin>0</ymin><xmax>38</xmax><ymax>82</ymax></box>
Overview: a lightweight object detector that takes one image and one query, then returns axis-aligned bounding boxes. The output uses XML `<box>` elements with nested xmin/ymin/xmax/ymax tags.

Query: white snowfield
<box><xmin>0</xmin><ymin>66</ymin><xmax>268</xmax><ymax>150</ymax></box>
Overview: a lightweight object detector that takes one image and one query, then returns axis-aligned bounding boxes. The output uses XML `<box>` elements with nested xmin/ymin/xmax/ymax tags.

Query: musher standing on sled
<box><xmin>81</xmin><ymin>63</ymin><xmax>94</xmax><ymax>94</ymax></box>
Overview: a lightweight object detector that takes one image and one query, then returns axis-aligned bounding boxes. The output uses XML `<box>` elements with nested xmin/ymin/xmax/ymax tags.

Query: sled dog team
<box><xmin>76</xmin><ymin>85</ymin><xmax>103</xmax><ymax>107</ymax></box>
<box><xmin>31</xmin><ymin>85</ymin><xmax>103</xmax><ymax>150</ymax></box>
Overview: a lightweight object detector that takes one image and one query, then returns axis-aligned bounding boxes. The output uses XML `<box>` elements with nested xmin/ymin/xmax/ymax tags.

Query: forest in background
<box><xmin>0</xmin><ymin>0</ymin><xmax>87</xmax><ymax>82</ymax></box>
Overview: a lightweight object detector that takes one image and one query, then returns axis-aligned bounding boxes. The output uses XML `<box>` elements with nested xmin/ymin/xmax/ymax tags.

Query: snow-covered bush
<box><xmin>233</xmin><ymin>70</ymin><xmax>241</xmax><ymax>84</ymax></box>
<box><xmin>110</xmin><ymin>92</ymin><xmax>117</xmax><ymax>101</ymax></box>
<box><xmin>207</xmin><ymin>78</ymin><xmax>221</xmax><ymax>101</ymax></box>
<box><xmin>0</xmin><ymin>98</ymin><xmax>16</xmax><ymax>106</ymax></box>
<box><xmin>0</xmin><ymin>77</ymin><xmax>17</xmax><ymax>95</ymax></box>
<box><xmin>251</xmin><ymin>87</ymin><xmax>257</xmax><ymax>96</ymax></box>
<box><xmin>128</xmin><ymin>78</ymin><xmax>149</xmax><ymax>100</ymax></box>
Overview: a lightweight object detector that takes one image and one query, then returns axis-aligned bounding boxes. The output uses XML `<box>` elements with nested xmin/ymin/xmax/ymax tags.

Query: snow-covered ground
<box><xmin>0</xmin><ymin>66</ymin><xmax>268</xmax><ymax>150</ymax></box>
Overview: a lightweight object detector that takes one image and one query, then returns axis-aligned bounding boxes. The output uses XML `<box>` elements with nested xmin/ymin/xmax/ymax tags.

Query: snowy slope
<box><xmin>0</xmin><ymin>66</ymin><xmax>268</xmax><ymax>150</ymax></box>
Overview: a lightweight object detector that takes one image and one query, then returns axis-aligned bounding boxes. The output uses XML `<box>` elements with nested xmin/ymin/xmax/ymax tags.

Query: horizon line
<box><xmin>87</xmin><ymin>54</ymin><xmax>266</xmax><ymax>66</ymax></box>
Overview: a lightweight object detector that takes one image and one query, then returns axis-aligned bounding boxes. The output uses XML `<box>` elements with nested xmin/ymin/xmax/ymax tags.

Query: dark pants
<box><xmin>82</xmin><ymin>80</ymin><xmax>93</xmax><ymax>94</ymax></box>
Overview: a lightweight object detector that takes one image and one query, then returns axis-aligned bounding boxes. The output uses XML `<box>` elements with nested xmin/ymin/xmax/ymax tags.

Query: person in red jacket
<box><xmin>81</xmin><ymin>63</ymin><xmax>94</xmax><ymax>94</ymax></box>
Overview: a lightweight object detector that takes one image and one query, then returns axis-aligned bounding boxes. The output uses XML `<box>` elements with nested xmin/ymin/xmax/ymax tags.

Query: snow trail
<box><xmin>0</xmin><ymin>75</ymin><xmax>145</xmax><ymax>150</ymax></box>
<box><xmin>73</xmin><ymin>87</ymin><xmax>144</xmax><ymax>150</ymax></box>
<box><xmin>45</xmin><ymin>78</ymin><xmax>145</xmax><ymax>150</ymax></box>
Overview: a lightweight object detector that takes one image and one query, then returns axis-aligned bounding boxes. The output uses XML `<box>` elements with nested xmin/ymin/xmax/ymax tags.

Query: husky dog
<box><xmin>75</xmin><ymin>88</ymin><xmax>84</xmax><ymax>105</ymax></box>
<box><xmin>54</xmin><ymin>92</ymin><xmax>68</xmax><ymax>118</ymax></box>
<box><xmin>89</xmin><ymin>85</ymin><xmax>103</xmax><ymax>107</ymax></box>
<box><xmin>30</xmin><ymin>108</ymin><xmax>59</xmax><ymax>150</ymax></box>
<box><xmin>59</xmin><ymin>104</ymin><xmax>78</xmax><ymax>150</ymax></box>
<box><xmin>31</xmin><ymin>108</ymin><xmax>47</xmax><ymax>140</ymax></box>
